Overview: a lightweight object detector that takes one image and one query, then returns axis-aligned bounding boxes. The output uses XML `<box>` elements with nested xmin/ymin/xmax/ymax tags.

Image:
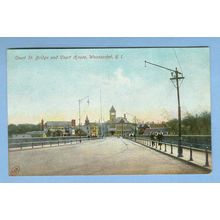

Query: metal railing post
<box><xmin>164</xmin><ymin>143</ymin><xmax>167</xmax><ymax>152</ymax></box>
<box><xmin>189</xmin><ymin>145</ymin><xmax>193</xmax><ymax>161</ymax></box>
<box><xmin>32</xmin><ymin>142</ymin><xmax>33</xmax><ymax>149</ymax></box>
<box><xmin>171</xmin><ymin>143</ymin><xmax>173</xmax><ymax>154</ymax></box>
<box><xmin>159</xmin><ymin>142</ymin><xmax>161</xmax><ymax>150</ymax></box>
<box><xmin>205</xmin><ymin>147</ymin><xmax>209</xmax><ymax>167</ymax></box>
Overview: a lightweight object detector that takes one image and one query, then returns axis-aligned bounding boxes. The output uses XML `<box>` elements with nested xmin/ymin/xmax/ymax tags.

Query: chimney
<box><xmin>71</xmin><ymin>119</ymin><xmax>76</xmax><ymax>127</ymax></box>
<box><xmin>41</xmin><ymin>119</ymin><xmax>44</xmax><ymax>131</ymax></box>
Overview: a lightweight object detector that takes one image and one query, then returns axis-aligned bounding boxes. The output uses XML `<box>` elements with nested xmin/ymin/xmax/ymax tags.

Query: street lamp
<box><xmin>78</xmin><ymin>96</ymin><xmax>89</xmax><ymax>142</ymax></box>
<box><xmin>145</xmin><ymin>60</ymin><xmax>184</xmax><ymax>157</ymax></box>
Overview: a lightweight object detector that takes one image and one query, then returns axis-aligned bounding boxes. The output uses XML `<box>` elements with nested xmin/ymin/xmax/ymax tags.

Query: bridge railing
<box><xmin>126</xmin><ymin>136</ymin><xmax>211</xmax><ymax>168</ymax></box>
<box><xmin>9</xmin><ymin>136</ymin><xmax>102</xmax><ymax>151</ymax></box>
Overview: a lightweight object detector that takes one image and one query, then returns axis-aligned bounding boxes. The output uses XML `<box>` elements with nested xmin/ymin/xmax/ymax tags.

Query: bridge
<box><xmin>9</xmin><ymin>136</ymin><xmax>211</xmax><ymax>176</ymax></box>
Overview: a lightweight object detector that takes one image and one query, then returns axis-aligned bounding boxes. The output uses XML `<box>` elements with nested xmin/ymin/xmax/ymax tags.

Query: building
<box><xmin>106</xmin><ymin>106</ymin><xmax>135</xmax><ymax>136</ymax></box>
<box><xmin>79</xmin><ymin>115</ymin><xmax>99</xmax><ymax>137</ymax></box>
<box><xmin>44</xmin><ymin>120</ymin><xmax>76</xmax><ymax>137</ymax></box>
<box><xmin>137</xmin><ymin>123</ymin><xmax>151</xmax><ymax>135</ymax></box>
<box><xmin>25</xmin><ymin>130</ymin><xmax>46</xmax><ymax>138</ymax></box>
<box><xmin>143</xmin><ymin>127</ymin><xmax>169</xmax><ymax>135</ymax></box>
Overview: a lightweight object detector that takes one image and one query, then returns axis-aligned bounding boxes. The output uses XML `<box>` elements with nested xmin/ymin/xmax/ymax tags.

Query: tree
<box><xmin>166</xmin><ymin>111</ymin><xmax>211</xmax><ymax>135</ymax></box>
<box><xmin>166</xmin><ymin>119</ymin><xmax>178</xmax><ymax>135</ymax></box>
<box><xmin>8</xmin><ymin>123</ymin><xmax>42</xmax><ymax>137</ymax></box>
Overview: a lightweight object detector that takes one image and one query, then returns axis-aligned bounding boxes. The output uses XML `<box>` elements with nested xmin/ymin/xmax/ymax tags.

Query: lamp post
<box><xmin>145</xmin><ymin>60</ymin><xmax>184</xmax><ymax>157</ymax></box>
<box><xmin>78</xmin><ymin>96</ymin><xmax>89</xmax><ymax>142</ymax></box>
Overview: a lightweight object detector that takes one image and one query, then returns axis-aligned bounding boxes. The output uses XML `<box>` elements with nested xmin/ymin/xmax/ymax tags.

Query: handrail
<box><xmin>134</xmin><ymin>136</ymin><xmax>211</xmax><ymax>152</ymax></box>
<box><xmin>9</xmin><ymin>137</ymin><xmax>102</xmax><ymax>150</ymax></box>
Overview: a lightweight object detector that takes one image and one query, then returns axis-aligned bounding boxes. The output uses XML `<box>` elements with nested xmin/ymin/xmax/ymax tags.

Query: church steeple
<box><xmin>110</xmin><ymin>106</ymin><xmax>116</xmax><ymax>121</ymax></box>
<box><xmin>85</xmin><ymin>115</ymin><xmax>90</xmax><ymax>125</ymax></box>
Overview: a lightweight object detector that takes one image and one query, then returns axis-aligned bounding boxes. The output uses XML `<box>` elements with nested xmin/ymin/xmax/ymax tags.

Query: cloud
<box><xmin>112</xmin><ymin>68</ymin><xmax>131</xmax><ymax>86</ymax></box>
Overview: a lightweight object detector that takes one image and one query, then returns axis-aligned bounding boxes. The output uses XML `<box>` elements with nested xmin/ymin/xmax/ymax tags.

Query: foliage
<box><xmin>166</xmin><ymin>111</ymin><xmax>211</xmax><ymax>135</ymax></box>
<box><xmin>165</xmin><ymin>119</ymin><xmax>178</xmax><ymax>134</ymax></box>
<box><xmin>8</xmin><ymin>123</ymin><xmax>41</xmax><ymax>137</ymax></box>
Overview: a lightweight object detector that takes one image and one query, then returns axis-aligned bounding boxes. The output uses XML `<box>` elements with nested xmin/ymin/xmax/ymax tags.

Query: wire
<box><xmin>173</xmin><ymin>49</ymin><xmax>183</xmax><ymax>73</ymax></box>
<box><xmin>171</xmin><ymin>79</ymin><xmax>177</xmax><ymax>88</ymax></box>
<box><xmin>179</xmin><ymin>78</ymin><xmax>184</xmax><ymax>87</ymax></box>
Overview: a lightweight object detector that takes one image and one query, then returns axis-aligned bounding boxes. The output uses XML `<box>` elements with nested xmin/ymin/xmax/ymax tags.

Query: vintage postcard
<box><xmin>7</xmin><ymin>47</ymin><xmax>211</xmax><ymax>176</ymax></box>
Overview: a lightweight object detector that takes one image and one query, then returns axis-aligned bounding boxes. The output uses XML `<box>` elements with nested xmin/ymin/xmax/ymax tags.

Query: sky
<box><xmin>7</xmin><ymin>47</ymin><xmax>211</xmax><ymax>125</ymax></box>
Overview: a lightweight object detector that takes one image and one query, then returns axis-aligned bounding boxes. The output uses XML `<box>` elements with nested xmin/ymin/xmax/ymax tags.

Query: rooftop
<box><xmin>45</xmin><ymin>121</ymin><xmax>72</xmax><ymax>127</ymax></box>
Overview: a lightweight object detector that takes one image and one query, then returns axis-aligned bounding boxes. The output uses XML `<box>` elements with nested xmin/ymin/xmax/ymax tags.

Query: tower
<box><xmin>85</xmin><ymin>115</ymin><xmax>90</xmax><ymax>125</ymax></box>
<box><xmin>110</xmin><ymin>106</ymin><xmax>116</xmax><ymax>121</ymax></box>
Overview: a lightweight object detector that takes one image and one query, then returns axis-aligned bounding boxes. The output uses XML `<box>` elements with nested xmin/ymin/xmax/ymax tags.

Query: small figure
<box><xmin>157</xmin><ymin>131</ymin><xmax>164</xmax><ymax>147</ymax></box>
<box><xmin>150</xmin><ymin>132</ymin><xmax>155</xmax><ymax>147</ymax></box>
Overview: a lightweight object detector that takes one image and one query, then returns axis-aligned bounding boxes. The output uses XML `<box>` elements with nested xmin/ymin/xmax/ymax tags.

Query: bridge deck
<box><xmin>9</xmin><ymin>137</ymin><xmax>209</xmax><ymax>176</ymax></box>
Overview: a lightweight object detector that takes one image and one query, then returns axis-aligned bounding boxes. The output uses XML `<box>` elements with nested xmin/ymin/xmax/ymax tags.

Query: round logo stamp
<box><xmin>10</xmin><ymin>166</ymin><xmax>20</xmax><ymax>176</ymax></box>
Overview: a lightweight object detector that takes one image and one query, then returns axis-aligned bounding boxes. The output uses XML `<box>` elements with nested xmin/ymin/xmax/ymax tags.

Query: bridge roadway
<box><xmin>9</xmin><ymin>137</ymin><xmax>209</xmax><ymax>176</ymax></box>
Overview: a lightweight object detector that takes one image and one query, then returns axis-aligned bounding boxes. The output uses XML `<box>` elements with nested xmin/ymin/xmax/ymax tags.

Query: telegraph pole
<box><xmin>78</xmin><ymin>96</ymin><xmax>89</xmax><ymax>143</ymax></box>
<box><xmin>100</xmin><ymin>88</ymin><xmax>103</xmax><ymax>138</ymax></box>
<box><xmin>145</xmin><ymin>61</ymin><xmax>184</xmax><ymax>157</ymax></box>
<box><xmin>170</xmin><ymin>68</ymin><xmax>184</xmax><ymax>157</ymax></box>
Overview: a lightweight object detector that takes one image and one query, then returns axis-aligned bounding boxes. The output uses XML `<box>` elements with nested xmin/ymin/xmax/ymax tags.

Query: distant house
<box><xmin>26</xmin><ymin>131</ymin><xmax>46</xmax><ymax>138</ymax></box>
<box><xmin>137</xmin><ymin>123</ymin><xmax>151</xmax><ymax>135</ymax></box>
<box><xmin>143</xmin><ymin>127</ymin><xmax>169</xmax><ymax>135</ymax></box>
<box><xmin>80</xmin><ymin>115</ymin><xmax>99</xmax><ymax>137</ymax></box>
<box><xmin>44</xmin><ymin>121</ymin><xmax>75</xmax><ymax>137</ymax></box>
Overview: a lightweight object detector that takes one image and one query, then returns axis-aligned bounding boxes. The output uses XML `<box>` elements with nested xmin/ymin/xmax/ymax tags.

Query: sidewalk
<box><xmin>134</xmin><ymin>138</ymin><xmax>212</xmax><ymax>171</ymax></box>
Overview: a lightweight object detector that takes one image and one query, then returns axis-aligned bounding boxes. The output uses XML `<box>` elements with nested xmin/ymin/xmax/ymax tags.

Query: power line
<box><xmin>173</xmin><ymin>49</ymin><xmax>184</xmax><ymax>88</ymax></box>
<box><xmin>173</xmin><ymin>48</ymin><xmax>183</xmax><ymax>73</ymax></box>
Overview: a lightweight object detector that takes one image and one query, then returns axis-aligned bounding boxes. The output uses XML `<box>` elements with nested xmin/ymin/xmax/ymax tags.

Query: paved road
<box><xmin>9</xmin><ymin>137</ymin><xmax>209</xmax><ymax>176</ymax></box>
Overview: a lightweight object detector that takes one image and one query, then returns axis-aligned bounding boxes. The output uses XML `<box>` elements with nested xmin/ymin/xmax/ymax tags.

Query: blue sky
<box><xmin>7</xmin><ymin>47</ymin><xmax>210</xmax><ymax>124</ymax></box>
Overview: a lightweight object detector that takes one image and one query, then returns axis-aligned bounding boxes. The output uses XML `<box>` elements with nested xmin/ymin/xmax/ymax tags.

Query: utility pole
<box><xmin>78</xmin><ymin>96</ymin><xmax>89</xmax><ymax>143</ymax></box>
<box><xmin>100</xmin><ymin>88</ymin><xmax>103</xmax><ymax>138</ymax></box>
<box><xmin>145</xmin><ymin>60</ymin><xmax>185</xmax><ymax>157</ymax></box>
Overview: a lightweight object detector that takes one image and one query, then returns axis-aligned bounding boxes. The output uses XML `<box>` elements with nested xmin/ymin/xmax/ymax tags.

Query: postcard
<box><xmin>7</xmin><ymin>46</ymin><xmax>212</xmax><ymax>176</ymax></box>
